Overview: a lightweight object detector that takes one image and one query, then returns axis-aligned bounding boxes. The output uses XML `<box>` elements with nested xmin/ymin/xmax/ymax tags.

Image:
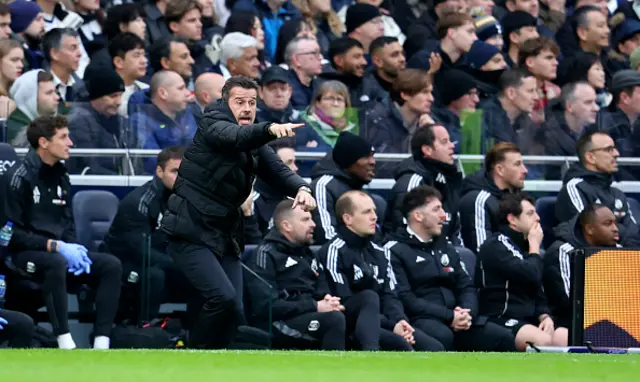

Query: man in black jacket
<box><xmin>1</xmin><ymin>116</ymin><xmax>122</xmax><ymax>350</ymax></box>
<box><xmin>318</xmin><ymin>190</ymin><xmax>444</xmax><ymax>351</ymax></box>
<box><xmin>459</xmin><ymin>142</ymin><xmax>528</xmax><ymax>253</ymax></box>
<box><xmin>386</xmin><ymin>185</ymin><xmax>515</xmax><ymax>351</ymax></box>
<box><xmin>0</xmin><ymin>309</ymin><xmax>35</xmax><ymax>348</ymax></box>
<box><xmin>544</xmin><ymin>204</ymin><xmax>620</xmax><ymax>329</ymax></box>
<box><xmin>384</xmin><ymin>124</ymin><xmax>462</xmax><ymax>244</ymax></box>
<box><xmin>477</xmin><ymin>193</ymin><xmax>567</xmax><ymax>351</ymax></box>
<box><xmin>247</xmin><ymin>200</ymin><xmax>347</xmax><ymax>350</ymax></box>
<box><xmin>160</xmin><ymin>76</ymin><xmax>316</xmax><ymax>349</ymax></box>
<box><xmin>102</xmin><ymin>146</ymin><xmax>187</xmax><ymax>324</ymax></box>
<box><xmin>555</xmin><ymin>131</ymin><xmax>639</xmax><ymax>245</ymax></box>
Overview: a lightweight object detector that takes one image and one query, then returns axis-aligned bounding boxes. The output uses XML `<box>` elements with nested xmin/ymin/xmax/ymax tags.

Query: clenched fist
<box><xmin>269</xmin><ymin>123</ymin><xmax>304</xmax><ymax>138</ymax></box>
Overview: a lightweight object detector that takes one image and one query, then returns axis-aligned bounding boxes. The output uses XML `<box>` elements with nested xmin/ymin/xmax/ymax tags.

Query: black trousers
<box><xmin>12</xmin><ymin>250</ymin><xmax>122</xmax><ymax>337</ymax></box>
<box><xmin>413</xmin><ymin>318</ymin><xmax>516</xmax><ymax>352</ymax></box>
<box><xmin>0</xmin><ymin>309</ymin><xmax>34</xmax><ymax>348</ymax></box>
<box><xmin>275</xmin><ymin>311</ymin><xmax>346</xmax><ymax>350</ymax></box>
<box><xmin>168</xmin><ymin>239</ymin><xmax>244</xmax><ymax>349</ymax></box>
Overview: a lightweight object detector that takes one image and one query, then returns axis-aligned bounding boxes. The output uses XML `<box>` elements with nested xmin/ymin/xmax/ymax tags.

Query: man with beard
<box><xmin>161</xmin><ymin>76</ymin><xmax>315</xmax><ymax>349</ymax></box>
<box><xmin>384</xmin><ymin>124</ymin><xmax>462</xmax><ymax>246</ymax></box>
<box><xmin>459</xmin><ymin>142</ymin><xmax>528</xmax><ymax>253</ymax></box>
<box><xmin>247</xmin><ymin>200</ymin><xmax>347</xmax><ymax>350</ymax></box>
<box><xmin>544</xmin><ymin>204</ymin><xmax>620</xmax><ymax>329</ymax></box>
<box><xmin>311</xmin><ymin>132</ymin><xmax>376</xmax><ymax>244</ymax></box>
<box><xmin>9</xmin><ymin>0</ymin><xmax>46</xmax><ymax>71</ymax></box>
<box><xmin>368</xmin><ymin>36</ymin><xmax>406</xmax><ymax>96</ymax></box>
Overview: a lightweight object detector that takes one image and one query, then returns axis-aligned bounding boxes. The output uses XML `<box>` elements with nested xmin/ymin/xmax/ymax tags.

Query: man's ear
<box><xmin>113</xmin><ymin>56</ymin><xmax>124</xmax><ymax>71</ymax></box>
<box><xmin>168</xmin><ymin>21</ymin><xmax>179</xmax><ymax>34</ymax></box>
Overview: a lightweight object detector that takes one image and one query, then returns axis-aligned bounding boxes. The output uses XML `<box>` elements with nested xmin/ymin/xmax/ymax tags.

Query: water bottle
<box><xmin>0</xmin><ymin>221</ymin><xmax>13</xmax><ymax>247</ymax></box>
<box><xmin>0</xmin><ymin>275</ymin><xmax>6</xmax><ymax>310</ymax></box>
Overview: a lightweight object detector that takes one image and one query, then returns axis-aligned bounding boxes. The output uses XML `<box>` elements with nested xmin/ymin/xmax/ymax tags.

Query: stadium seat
<box><xmin>536</xmin><ymin>196</ymin><xmax>558</xmax><ymax>250</ymax></box>
<box><xmin>0</xmin><ymin>142</ymin><xmax>18</xmax><ymax>176</ymax></box>
<box><xmin>456</xmin><ymin>247</ymin><xmax>475</xmax><ymax>281</ymax></box>
<box><xmin>72</xmin><ymin>190</ymin><xmax>119</xmax><ymax>251</ymax></box>
<box><xmin>370</xmin><ymin>193</ymin><xmax>387</xmax><ymax>222</ymax></box>
<box><xmin>628</xmin><ymin>198</ymin><xmax>640</xmax><ymax>221</ymax></box>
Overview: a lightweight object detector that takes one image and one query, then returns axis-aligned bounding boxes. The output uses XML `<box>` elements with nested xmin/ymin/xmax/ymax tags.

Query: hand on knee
<box><xmin>552</xmin><ymin>328</ymin><xmax>568</xmax><ymax>346</ymax></box>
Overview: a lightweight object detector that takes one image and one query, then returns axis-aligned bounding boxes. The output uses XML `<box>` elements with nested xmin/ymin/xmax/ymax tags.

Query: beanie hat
<box><xmin>474</xmin><ymin>15</ymin><xmax>502</xmax><ymax>41</ymax></box>
<box><xmin>9</xmin><ymin>0</ymin><xmax>42</xmax><ymax>34</ymax></box>
<box><xmin>501</xmin><ymin>11</ymin><xmax>537</xmax><ymax>42</ymax></box>
<box><xmin>631</xmin><ymin>46</ymin><xmax>640</xmax><ymax>70</ymax></box>
<box><xmin>612</xmin><ymin>18</ymin><xmax>640</xmax><ymax>48</ymax></box>
<box><xmin>436</xmin><ymin>69</ymin><xmax>477</xmax><ymax>105</ymax></box>
<box><xmin>346</xmin><ymin>3</ymin><xmax>380</xmax><ymax>35</ymax></box>
<box><xmin>332</xmin><ymin>132</ymin><xmax>374</xmax><ymax>169</ymax></box>
<box><xmin>466</xmin><ymin>40</ymin><xmax>502</xmax><ymax>69</ymax></box>
<box><xmin>611</xmin><ymin>69</ymin><xmax>640</xmax><ymax>93</ymax></box>
<box><xmin>86</xmin><ymin>67</ymin><xmax>125</xmax><ymax>100</ymax></box>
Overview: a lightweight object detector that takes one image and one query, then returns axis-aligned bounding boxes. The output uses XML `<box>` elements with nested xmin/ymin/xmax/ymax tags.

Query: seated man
<box><xmin>544</xmin><ymin>204</ymin><xmax>620</xmax><ymax>329</ymax></box>
<box><xmin>386</xmin><ymin>185</ymin><xmax>515</xmax><ymax>352</ymax></box>
<box><xmin>477</xmin><ymin>192</ymin><xmax>567</xmax><ymax>351</ymax></box>
<box><xmin>1</xmin><ymin>116</ymin><xmax>122</xmax><ymax>349</ymax></box>
<box><xmin>247</xmin><ymin>200</ymin><xmax>347</xmax><ymax>350</ymax></box>
<box><xmin>101</xmin><ymin>146</ymin><xmax>187</xmax><ymax>324</ymax></box>
<box><xmin>0</xmin><ymin>309</ymin><xmax>35</xmax><ymax>348</ymax></box>
<box><xmin>318</xmin><ymin>190</ymin><xmax>444</xmax><ymax>351</ymax></box>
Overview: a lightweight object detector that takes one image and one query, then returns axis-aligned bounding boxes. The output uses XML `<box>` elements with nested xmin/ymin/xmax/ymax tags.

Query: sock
<box><xmin>93</xmin><ymin>336</ymin><xmax>110</xmax><ymax>350</ymax></box>
<box><xmin>57</xmin><ymin>333</ymin><xmax>77</xmax><ymax>350</ymax></box>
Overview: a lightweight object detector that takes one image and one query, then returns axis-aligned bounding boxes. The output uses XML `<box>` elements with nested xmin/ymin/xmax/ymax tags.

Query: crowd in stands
<box><xmin>0</xmin><ymin>0</ymin><xmax>639</xmax><ymax>351</ymax></box>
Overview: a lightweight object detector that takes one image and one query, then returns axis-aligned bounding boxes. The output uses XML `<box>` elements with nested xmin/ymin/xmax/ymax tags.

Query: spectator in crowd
<box><xmin>367</xmin><ymin>36</ymin><xmax>406</xmax><ymax>95</ymax></box>
<box><xmin>74</xmin><ymin>0</ymin><xmax>106</xmax><ymax>61</ymax></box>
<box><xmin>631</xmin><ymin>46</ymin><xmax>640</xmax><ymax>70</ymax></box>
<box><xmin>68</xmin><ymin>67</ymin><xmax>127</xmax><ymax>175</ymax></box>
<box><xmin>257</xmin><ymin>66</ymin><xmax>297</xmax><ymax>124</ymax></box>
<box><xmin>464</xmin><ymin>40</ymin><xmax>508</xmax><ymax>102</ymax></box>
<box><xmin>502</xmin><ymin>0</ymin><xmax>554</xmax><ymax>36</ymax></box>
<box><xmin>1</xmin><ymin>116</ymin><xmax>122</xmax><ymax>349</ymax></box>
<box><xmin>247</xmin><ymin>200</ymin><xmax>347</xmax><ymax>350</ymax></box>
<box><xmin>384</xmin><ymin>124</ymin><xmax>461</xmax><ymax>244</ymax></box>
<box><xmin>537</xmin><ymin>0</ymin><xmax>566</xmax><ymax>34</ymax></box>
<box><xmin>344</xmin><ymin>3</ymin><xmax>384</xmax><ymax>55</ymax></box>
<box><xmin>232</xmin><ymin>0</ymin><xmax>300</xmax><ymax>62</ymax></box>
<box><xmin>599</xmin><ymin>70</ymin><xmax>640</xmax><ymax>155</ymax></box>
<box><xmin>518</xmin><ymin>37</ymin><xmax>560</xmax><ymax>124</ymax></box>
<box><xmin>544</xmin><ymin>204</ymin><xmax>619</xmax><ymax>330</ymax></box>
<box><xmin>0</xmin><ymin>2</ymin><xmax>11</xmax><ymax>38</ymax></box>
<box><xmin>102</xmin><ymin>146</ymin><xmax>187</xmax><ymax>324</ymax></box>
<box><xmin>7</xmin><ymin>70</ymin><xmax>59</xmax><ymax>146</ymax></box>
<box><xmin>253</xmin><ymin>142</ymin><xmax>299</xmax><ymax>236</ymax></box>
<box><xmin>274</xmin><ymin>18</ymin><xmax>315</xmax><ymax>65</ymax></box>
<box><xmin>386</xmin><ymin>186</ymin><xmax>516</xmax><ymax>352</ymax></box>
<box><xmin>474</xmin><ymin>14</ymin><xmax>504</xmax><ymax>51</ymax></box>
<box><xmin>0</xmin><ymin>309</ymin><xmax>34</xmax><ymax>348</ymax></box>
<box><xmin>318</xmin><ymin>190</ymin><xmax>445</xmax><ymax>351</ymax></box>
<box><xmin>224</xmin><ymin>11</ymin><xmax>268</xmax><ymax>71</ymax></box>
<box><xmin>557</xmin><ymin>52</ymin><xmax>611</xmax><ymax>108</ymax></box>
<box><xmin>320</xmin><ymin>37</ymin><xmax>387</xmax><ymax>107</ymax></box>
<box><xmin>42</xmin><ymin>28</ymin><xmax>84</xmax><ymax>109</ymax></box>
<box><xmin>501</xmin><ymin>10</ymin><xmax>539</xmax><ymax>67</ymax></box>
<box><xmin>38</xmin><ymin>0</ymin><xmax>82</xmax><ymax>32</ymax></box>
<box><xmin>468</xmin><ymin>0</ymin><xmax>494</xmax><ymax>15</ymax></box>
<box><xmin>131</xmin><ymin>70</ymin><xmax>196</xmax><ymax>174</ymax></box>
<box><xmin>410</xmin><ymin>0</ymin><xmax>468</xmax><ymax>41</ymax></box>
<box><xmin>477</xmin><ymin>192</ymin><xmax>568</xmax><ymax>351</ymax></box>
<box><xmin>421</xmin><ymin>12</ymin><xmax>477</xmax><ymax>73</ymax></box>
<box><xmin>481</xmin><ymin>69</ymin><xmax>538</xmax><ymax>154</ymax></box>
<box><xmin>109</xmin><ymin>33</ymin><xmax>149</xmax><ymax>117</ymax></box>
<box><xmin>608</xmin><ymin>14</ymin><xmax>640</xmax><ymax>68</ymax></box>
<box><xmin>363</xmin><ymin>69</ymin><xmax>434</xmax><ymax>155</ymax></box>
<box><xmin>0</xmin><ymin>39</ymin><xmax>24</xmax><ymax>120</ymax></box>
<box><xmin>311</xmin><ymin>132</ymin><xmax>375</xmax><ymax>243</ymax></box>
<box><xmin>218</xmin><ymin>32</ymin><xmax>261</xmax><ymax>80</ymax></box>
<box><xmin>337</xmin><ymin>0</ymin><xmax>405</xmax><ymax>45</ymax></box>
<box><xmin>104</xmin><ymin>3</ymin><xmax>147</xmax><ymax>40</ymax></box>
<box><xmin>556</xmin><ymin>131</ymin><xmax>640</xmax><ymax>244</ymax></box>
<box><xmin>554</xmin><ymin>0</ymin><xmax>609</xmax><ymax>60</ymax></box>
<box><xmin>432</xmin><ymin>69</ymin><xmax>479</xmax><ymax>151</ymax></box>
<box><xmin>285</xmin><ymin>36</ymin><xmax>323</xmax><ymax>110</ymax></box>
<box><xmin>297</xmin><ymin>80</ymin><xmax>358</xmax><ymax>152</ymax></box>
<box><xmin>459</xmin><ymin>142</ymin><xmax>528</xmax><ymax>253</ymax></box>
<box><xmin>192</xmin><ymin>72</ymin><xmax>225</xmax><ymax>116</ymax></box>
<box><xmin>573</xmin><ymin>6</ymin><xmax>620</xmax><ymax>84</ymax></box>
<box><xmin>294</xmin><ymin>0</ymin><xmax>344</xmax><ymax>56</ymax></box>
<box><xmin>144</xmin><ymin>0</ymin><xmax>172</xmax><ymax>45</ymax></box>
<box><xmin>9</xmin><ymin>0</ymin><xmax>46</xmax><ymax>71</ymax></box>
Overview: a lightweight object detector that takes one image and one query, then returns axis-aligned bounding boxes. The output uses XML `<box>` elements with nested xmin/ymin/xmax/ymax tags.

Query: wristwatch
<box><xmin>51</xmin><ymin>240</ymin><xmax>58</xmax><ymax>253</ymax></box>
<box><xmin>298</xmin><ymin>186</ymin><xmax>312</xmax><ymax>194</ymax></box>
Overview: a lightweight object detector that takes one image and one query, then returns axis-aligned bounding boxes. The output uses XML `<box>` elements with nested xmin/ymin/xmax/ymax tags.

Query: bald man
<box><xmin>130</xmin><ymin>70</ymin><xmax>199</xmax><ymax>173</ymax></box>
<box><xmin>193</xmin><ymin>72</ymin><xmax>225</xmax><ymax>116</ymax></box>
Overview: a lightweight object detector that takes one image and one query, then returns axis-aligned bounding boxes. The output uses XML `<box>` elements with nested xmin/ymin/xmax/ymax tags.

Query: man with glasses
<box><xmin>556</xmin><ymin>131</ymin><xmax>640</xmax><ymax>245</ymax></box>
<box><xmin>284</xmin><ymin>36</ymin><xmax>323</xmax><ymax>111</ymax></box>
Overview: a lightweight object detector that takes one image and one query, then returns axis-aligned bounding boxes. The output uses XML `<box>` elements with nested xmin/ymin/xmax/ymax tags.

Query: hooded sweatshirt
<box><xmin>7</xmin><ymin>69</ymin><xmax>42</xmax><ymax>146</ymax></box>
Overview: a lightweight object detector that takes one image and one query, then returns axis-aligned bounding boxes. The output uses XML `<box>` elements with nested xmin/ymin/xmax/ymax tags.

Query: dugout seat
<box><xmin>0</xmin><ymin>143</ymin><xmax>18</xmax><ymax>176</ymax></box>
<box><xmin>628</xmin><ymin>198</ymin><xmax>640</xmax><ymax>221</ymax></box>
<box><xmin>456</xmin><ymin>247</ymin><xmax>476</xmax><ymax>281</ymax></box>
<box><xmin>72</xmin><ymin>190</ymin><xmax>119</xmax><ymax>251</ymax></box>
<box><xmin>536</xmin><ymin>196</ymin><xmax>557</xmax><ymax>250</ymax></box>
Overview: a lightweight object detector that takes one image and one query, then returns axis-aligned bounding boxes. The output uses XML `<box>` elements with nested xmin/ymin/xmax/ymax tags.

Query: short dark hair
<box><xmin>273</xmin><ymin>199</ymin><xmax>295</xmax><ymax>229</ymax></box>
<box><xmin>613</xmin><ymin>86</ymin><xmax>637</xmax><ymax>106</ymax></box>
<box><xmin>26</xmin><ymin>116</ymin><xmax>68</xmax><ymax>149</ymax></box>
<box><xmin>157</xmin><ymin>146</ymin><xmax>185</xmax><ymax>169</ymax></box>
<box><xmin>0</xmin><ymin>3</ymin><xmax>9</xmax><ymax>16</ymax></box>
<box><xmin>165</xmin><ymin>0</ymin><xmax>202</xmax><ymax>25</ymax></box>
<box><xmin>108</xmin><ymin>32</ymin><xmax>146</xmax><ymax>59</ymax></box>
<box><xmin>149</xmin><ymin>36</ymin><xmax>189</xmax><ymax>73</ymax></box>
<box><xmin>391</xmin><ymin>69</ymin><xmax>431</xmax><ymax>105</ymax></box>
<box><xmin>498</xmin><ymin>192</ymin><xmax>536</xmax><ymax>224</ymax></box>
<box><xmin>576</xmin><ymin>130</ymin><xmax>609</xmax><ymax>163</ymax></box>
<box><xmin>498</xmin><ymin>68</ymin><xmax>534</xmax><ymax>93</ymax></box>
<box><xmin>370</xmin><ymin>36</ymin><xmax>399</xmax><ymax>56</ymax></box>
<box><xmin>401</xmin><ymin>185</ymin><xmax>443</xmax><ymax>218</ymax></box>
<box><xmin>518</xmin><ymin>37</ymin><xmax>560</xmax><ymax>68</ymax></box>
<box><xmin>436</xmin><ymin>12</ymin><xmax>474</xmax><ymax>40</ymax></box>
<box><xmin>573</xmin><ymin>5</ymin><xmax>602</xmax><ymax>37</ymax></box>
<box><xmin>37</xmin><ymin>71</ymin><xmax>54</xmax><ymax>83</ymax></box>
<box><xmin>485</xmin><ymin>142</ymin><xmax>521</xmax><ymax>173</ymax></box>
<box><xmin>335</xmin><ymin>190</ymin><xmax>370</xmax><ymax>222</ymax></box>
<box><xmin>579</xmin><ymin>203</ymin><xmax>608</xmax><ymax>228</ymax></box>
<box><xmin>222</xmin><ymin>76</ymin><xmax>259</xmax><ymax>101</ymax></box>
<box><xmin>411</xmin><ymin>124</ymin><xmax>439</xmax><ymax>158</ymax></box>
<box><xmin>43</xmin><ymin>28</ymin><xmax>79</xmax><ymax>62</ymax></box>
<box><xmin>224</xmin><ymin>10</ymin><xmax>259</xmax><ymax>35</ymax></box>
<box><xmin>104</xmin><ymin>4</ymin><xmax>146</xmax><ymax>39</ymax></box>
<box><xmin>328</xmin><ymin>37</ymin><xmax>363</xmax><ymax>67</ymax></box>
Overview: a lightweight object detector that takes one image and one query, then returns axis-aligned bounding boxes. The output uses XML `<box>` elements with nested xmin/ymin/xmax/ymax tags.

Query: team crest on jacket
<box><xmin>440</xmin><ymin>254</ymin><xmax>450</xmax><ymax>266</ymax></box>
<box><xmin>311</xmin><ymin>258</ymin><xmax>320</xmax><ymax>275</ymax></box>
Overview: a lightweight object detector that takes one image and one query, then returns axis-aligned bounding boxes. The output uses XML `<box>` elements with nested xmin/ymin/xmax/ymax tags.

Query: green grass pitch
<box><xmin>0</xmin><ymin>350</ymin><xmax>638</xmax><ymax>381</ymax></box>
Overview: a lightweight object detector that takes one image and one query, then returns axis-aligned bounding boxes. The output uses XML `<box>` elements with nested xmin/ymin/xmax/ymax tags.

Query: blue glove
<box><xmin>58</xmin><ymin>242</ymin><xmax>88</xmax><ymax>273</ymax></box>
<box><xmin>0</xmin><ymin>316</ymin><xmax>7</xmax><ymax>330</ymax></box>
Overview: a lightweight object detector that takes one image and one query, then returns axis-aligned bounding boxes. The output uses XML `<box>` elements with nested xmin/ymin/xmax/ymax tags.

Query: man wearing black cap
<box><xmin>67</xmin><ymin>67</ymin><xmax>128</xmax><ymax>175</ymax></box>
<box><xmin>501</xmin><ymin>10</ymin><xmax>539</xmax><ymax>67</ymax></box>
<box><xmin>257</xmin><ymin>66</ymin><xmax>298</xmax><ymax>124</ymax></box>
<box><xmin>345</xmin><ymin>3</ymin><xmax>384</xmax><ymax>55</ymax></box>
<box><xmin>311</xmin><ymin>131</ymin><xmax>376</xmax><ymax>244</ymax></box>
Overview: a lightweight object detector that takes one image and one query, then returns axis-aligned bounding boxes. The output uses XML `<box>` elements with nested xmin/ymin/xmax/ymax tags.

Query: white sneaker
<box><xmin>93</xmin><ymin>336</ymin><xmax>110</xmax><ymax>350</ymax></box>
<box><xmin>57</xmin><ymin>333</ymin><xmax>77</xmax><ymax>350</ymax></box>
